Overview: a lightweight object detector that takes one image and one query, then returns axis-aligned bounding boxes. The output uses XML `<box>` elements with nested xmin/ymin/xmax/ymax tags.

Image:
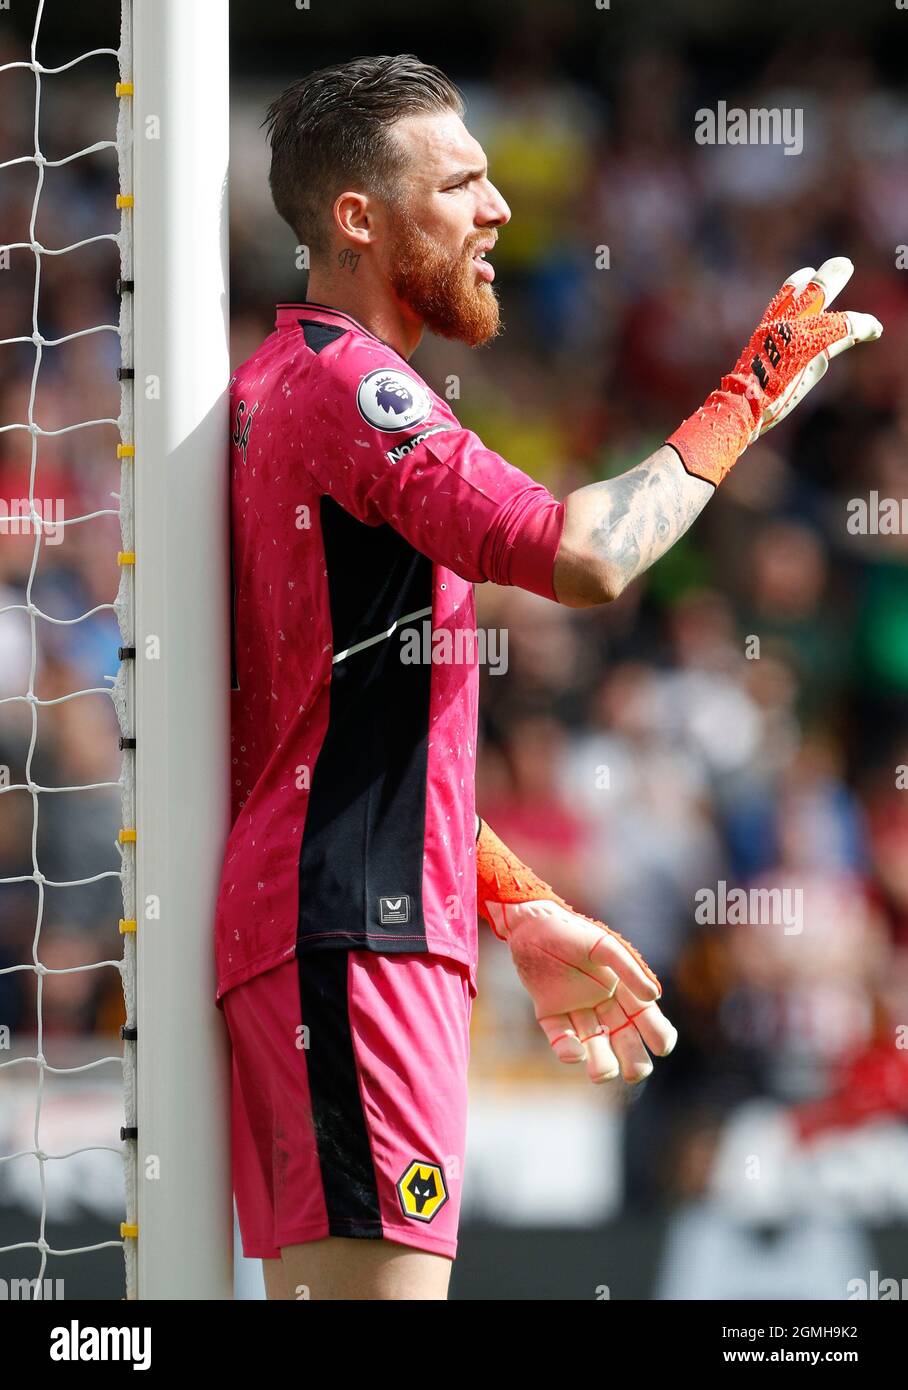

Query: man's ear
<box><xmin>332</xmin><ymin>191</ymin><xmax>372</xmax><ymax>248</ymax></box>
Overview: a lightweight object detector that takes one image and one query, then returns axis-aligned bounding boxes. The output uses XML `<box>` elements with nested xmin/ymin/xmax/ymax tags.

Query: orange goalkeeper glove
<box><xmin>666</xmin><ymin>256</ymin><xmax>883</xmax><ymax>487</ymax></box>
<box><xmin>475</xmin><ymin>818</ymin><xmax>677</xmax><ymax>1084</ymax></box>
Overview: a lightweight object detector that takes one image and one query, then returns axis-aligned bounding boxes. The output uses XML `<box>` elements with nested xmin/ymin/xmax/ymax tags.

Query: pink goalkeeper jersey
<box><xmin>214</xmin><ymin>302</ymin><xmax>565</xmax><ymax>1003</ymax></box>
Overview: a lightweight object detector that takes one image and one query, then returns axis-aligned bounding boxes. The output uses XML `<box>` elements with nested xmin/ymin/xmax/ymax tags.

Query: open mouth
<box><xmin>471</xmin><ymin>248</ymin><xmax>495</xmax><ymax>282</ymax></box>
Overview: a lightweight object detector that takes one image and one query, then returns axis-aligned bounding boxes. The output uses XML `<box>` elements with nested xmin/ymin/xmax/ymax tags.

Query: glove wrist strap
<box><xmin>666</xmin><ymin>379</ymin><xmax>760</xmax><ymax>487</ymax></box>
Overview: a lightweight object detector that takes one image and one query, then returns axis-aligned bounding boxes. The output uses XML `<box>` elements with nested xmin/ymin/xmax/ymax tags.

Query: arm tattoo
<box><xmin>586</xmin><ymin>445</ymin><xmax>714</xmax><ymax>591</ymax></box>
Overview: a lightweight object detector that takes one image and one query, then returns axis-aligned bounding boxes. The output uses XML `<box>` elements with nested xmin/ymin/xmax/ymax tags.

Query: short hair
<box><xmin>263</xmin><ymin>54</ymin><xmax>465</xmax><ymax>258</ymax></box>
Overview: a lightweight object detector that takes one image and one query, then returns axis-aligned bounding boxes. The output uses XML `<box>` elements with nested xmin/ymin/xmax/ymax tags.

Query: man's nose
<box><xmin>479</xmin><ymin>181</ymin><xmax>511</xmax><ymax>229</ymax></box>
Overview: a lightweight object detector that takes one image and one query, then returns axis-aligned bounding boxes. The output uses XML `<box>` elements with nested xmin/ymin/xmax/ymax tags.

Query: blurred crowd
<box><xmin>2</xmin><ymin>17</ymin><xmax>908</xmax><ymax>1226</ymax></box>
<box><xmin>461</xmin><ymin>38</ymin><xmax>908</xmax><ymax>1212</ymax></box>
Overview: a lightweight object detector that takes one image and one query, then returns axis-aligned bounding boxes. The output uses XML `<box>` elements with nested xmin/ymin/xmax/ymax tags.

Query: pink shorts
<box><xmin>223</xmin><ymin>950</ymin><xmax>473</xmax><ymax>1261</ymax></box>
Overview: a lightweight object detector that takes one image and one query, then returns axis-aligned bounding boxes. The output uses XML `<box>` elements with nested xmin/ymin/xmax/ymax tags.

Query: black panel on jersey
<box><xmin>296</xmin><ymin>951</ymin><xmax>383</xmax><ymax>1238</ymax></box>
<box><xmin>298</xmin><ymin>319</ymin><xmax>348</xmax><ymax>354</ymax></box>
<box><xmin>296</xmin><ymin>496</ymin><xmax>433</xmax><ymax>953</ymax></box>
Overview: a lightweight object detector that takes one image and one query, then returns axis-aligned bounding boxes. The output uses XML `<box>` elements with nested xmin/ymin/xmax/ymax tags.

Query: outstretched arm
<box><xmin>553</xmin><ymin>257</ymin><xmax>882</xmax><ymax>608</ymax></box>
<box><xmin>554</xmin><ymin>444</ymin><xmax>711</xmax><ymax>606</ymax></box>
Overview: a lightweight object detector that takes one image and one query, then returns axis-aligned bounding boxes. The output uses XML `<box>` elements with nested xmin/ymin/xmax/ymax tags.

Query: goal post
<box><xmin>130</xmin><ymin>0</ymin><xmax>232</xmax><ymax>1299</ymax></box>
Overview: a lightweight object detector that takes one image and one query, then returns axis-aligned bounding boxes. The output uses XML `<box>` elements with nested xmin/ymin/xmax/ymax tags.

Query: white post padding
<box><xmin>132</xmin><ymin>0</ymin><xmax>232</xmax><ymax>1299</ymax></box>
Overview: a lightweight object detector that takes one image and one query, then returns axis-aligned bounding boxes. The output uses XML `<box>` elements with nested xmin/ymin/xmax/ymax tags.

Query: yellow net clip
<box><xmin>119</xmin><ymin>919</ymin><xmax>137</xmax><ymax>935</ymax></box>
<box><xmin>117</xmin><ymin>443</ymin><xmax>135</xmax><ymax>460</ymax></box>
<box><xmin>116</xmin><ymin>82</ymin><xmax>134</xmax><ymax>98</ymax></box>
<box><xmin>118</xmin><ymin>551</ymin><xmax>136</xmax><ymax>567</ymax></box>
<box><xmin>120</xmin><ymin>1222</ymin><xmax>139</xmax><ymax>1240</ymax></box>
<box><xmin>117</xmin><ymin>194</ymin><xmax>135</xmax><ymax>210</ymax></box>
<box><xmin>119</xmin><ymin>828</ymin><xmax>137</xmax><ymax>845</ymax></box>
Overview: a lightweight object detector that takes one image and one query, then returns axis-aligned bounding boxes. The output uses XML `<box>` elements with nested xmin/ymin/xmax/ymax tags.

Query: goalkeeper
<box><xmin>216</xmin><ymin>53</ymin><xmax>883</xmax><ymax>1301</ymax></box>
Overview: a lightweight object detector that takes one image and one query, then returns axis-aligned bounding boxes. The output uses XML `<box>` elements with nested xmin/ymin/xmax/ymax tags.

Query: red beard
<box><xmin>386</xmin><ymin>210</ymin><xmax>501</xmax><ymax>347</ymax></box>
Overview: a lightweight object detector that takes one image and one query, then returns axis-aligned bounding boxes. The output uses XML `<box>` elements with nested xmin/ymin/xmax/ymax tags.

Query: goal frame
<box><xmin>131</xmin><ymin>0</ymin><xmax>232</xmax><ymax>1300</ymax></box>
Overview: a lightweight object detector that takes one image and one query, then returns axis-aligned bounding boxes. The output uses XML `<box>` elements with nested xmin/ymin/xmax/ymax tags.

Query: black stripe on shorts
<box><xmin>296</xmin><ymin>950</ymin><xmax>383</xmax><ymax>1239</ymax></box>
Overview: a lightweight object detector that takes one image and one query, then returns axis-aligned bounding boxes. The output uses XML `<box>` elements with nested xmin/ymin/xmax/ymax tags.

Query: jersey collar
<box><xmin>276</xmin><ymin>300</ymin><xmax>379</xmax><ymax>341</ymax></box>
<box><xmin>274</xmin><ymin>301</ymin><xmax>415</xmax><ymax>366</ymax></box>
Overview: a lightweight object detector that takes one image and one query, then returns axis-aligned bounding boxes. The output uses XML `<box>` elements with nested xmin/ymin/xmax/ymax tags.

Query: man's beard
<box><xmin>386</xmin><ymin>209</ymin><xmax>502</xmax><ymax>347</ymax></box>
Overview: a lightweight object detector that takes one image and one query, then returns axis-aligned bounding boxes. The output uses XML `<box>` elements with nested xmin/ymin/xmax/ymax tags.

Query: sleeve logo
<box><xmin>356</xmin><ymin>367</ymin><xmax>432</xmax><ymax>433</ymax></box>
<box><xmin>385</xmin><ymin>422</ymin><xmax>451</xmax><ymax>464</ymax></box>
